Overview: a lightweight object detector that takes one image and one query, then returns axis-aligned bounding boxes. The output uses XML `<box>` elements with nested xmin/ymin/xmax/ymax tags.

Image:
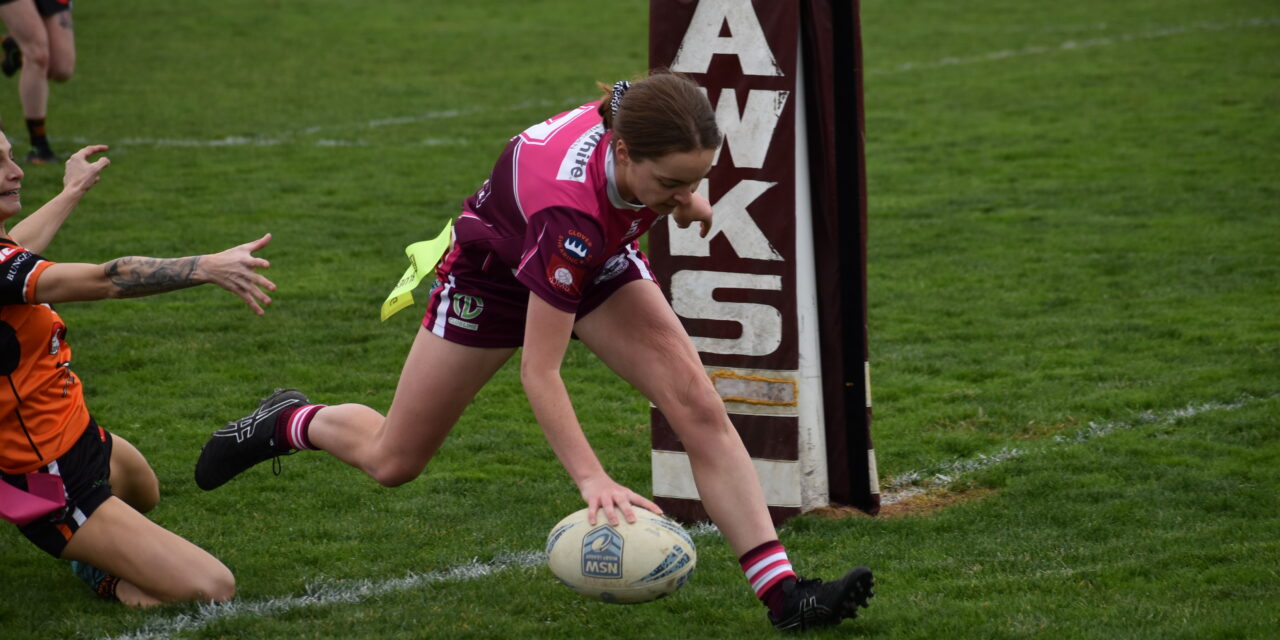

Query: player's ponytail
<box><xmin>598</xmin><ymin>69</ymin><xmax>721</xmax><ymax>161</ymax></box>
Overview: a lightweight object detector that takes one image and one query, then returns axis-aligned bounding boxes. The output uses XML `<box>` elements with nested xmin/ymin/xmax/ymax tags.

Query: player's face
<box><xmin>0</xmin><ymin>137</ymin><xmax>22</xmax><ymax>219</ymax></box>
<box><xmin>616</xmin><ymin>143</ymin><xmax>714</xmax><ymax>215</ymax></box>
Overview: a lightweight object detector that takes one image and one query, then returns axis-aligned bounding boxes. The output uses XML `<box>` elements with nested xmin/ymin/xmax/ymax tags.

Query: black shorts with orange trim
<box><xmin>1</xmin><ymin>417</ymin><xmax>112</xmax><ymax>558</ymax></box>
<box><xmin>0</xmin><ymin>0</ymin><xmax>71</xmax><ymax>18</ymax></box>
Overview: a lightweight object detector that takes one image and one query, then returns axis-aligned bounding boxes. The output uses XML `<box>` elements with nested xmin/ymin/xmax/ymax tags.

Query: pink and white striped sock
<box><xmin>739</xmin><ymin>540</ymin><xmax>797</xmax><ymax>615</ymax></box>
<box><xmin>274</xmin><ymin>404</ymin><xmax>326</xmax><ymax>451</ymax></box>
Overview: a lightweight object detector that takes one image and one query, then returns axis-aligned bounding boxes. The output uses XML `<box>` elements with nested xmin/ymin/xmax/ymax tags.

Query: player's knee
<box><xmin>48</xmin><ymin>64</ymin><xmax>73</xmax><ymax>82</ymax></box>
<box><xmin>22</xmin><ymin>46</ymin><xmax>50</xmax><ymax>72</ymax></box>
<box><xmin>370</xmin><ymin>458</ymin><xmax>425</xmax><ymax>488</ymax></box>
<box><xmin>196</xmin><ymin>567</ymin><xmax>236</xmax><ymax>603</ymax></box>
<box><xmin>132</xmin><ymin>486</ymin><xmax>160</xmax><ymax>514</ymax></box>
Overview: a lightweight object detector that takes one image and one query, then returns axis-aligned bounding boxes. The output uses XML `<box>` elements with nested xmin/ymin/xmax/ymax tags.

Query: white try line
<box><xmin>867</xmin><ymin>16</ymin><xmax>1279</xmax><ymax>75</ymax></box>
<box><xmin>66</xmin><ymin>17</ymin><xmax>1276</xmax><ymax>150</ymax></box>
<box><xmin>879</xmin><ymin>392</ymin><xmax>1270</xmax><ymax>505</ymax></box>
<box><xmin>100</xmin><ymin>551</ymin><xmax>546</xmax><ymax>640</ymax></box>
<box><xmin>99</xmin><ymin>393</ymin><xmax>1266</xmax><ymax>638</ymax></box>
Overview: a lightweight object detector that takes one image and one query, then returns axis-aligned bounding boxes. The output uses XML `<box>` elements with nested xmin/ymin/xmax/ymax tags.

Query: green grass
<box><xmin>2</xmin><ymin>0</ymin><xmax>1277</xmax><ymax>638</ymax></box>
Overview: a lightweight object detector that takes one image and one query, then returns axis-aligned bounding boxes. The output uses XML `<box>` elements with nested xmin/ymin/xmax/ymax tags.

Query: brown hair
<box><xmin>597</xmin><ymin>70</ymin><xmax>722</xmax><ymax>162</ymax></box>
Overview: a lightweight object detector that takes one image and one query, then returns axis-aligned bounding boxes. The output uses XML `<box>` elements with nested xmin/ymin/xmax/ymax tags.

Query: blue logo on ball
<box><xmin>581</xmin><ymin>525</ymin><xmax>624</xmax><ymax>579</ymax></box>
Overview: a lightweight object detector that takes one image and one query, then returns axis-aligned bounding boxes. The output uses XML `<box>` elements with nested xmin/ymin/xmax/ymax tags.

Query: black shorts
<box><xmin>0</xmin><ymin>0</ymin><xmax>72</xmax><ymax>18</ymax></box>
<box><xmin>1</xmin><ymin>418</ymin><xmax>112</xmax><ymax>558</ymax></box>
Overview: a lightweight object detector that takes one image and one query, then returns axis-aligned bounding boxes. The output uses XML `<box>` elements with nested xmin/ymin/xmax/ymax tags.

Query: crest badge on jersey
<box><xmin>547</xmin><ymin>254</ymin><xmax>583</xmax><ymax>297</ymax></box>
<box><xmin>593</xmin><ymin>253</ymin><xmax>630</xmax><ymax>285</ymax></box>
<box><xmin>557</xmin><ymin>229</ymin><xmax>594</xmax><ymax>265</ymax></box>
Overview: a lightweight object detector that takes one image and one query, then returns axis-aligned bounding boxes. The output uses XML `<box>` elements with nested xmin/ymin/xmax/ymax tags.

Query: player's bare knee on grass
<box><xmin>368</xmin><ymin>456</ymin><xmax>427</xmax><ymax>488</ymax></box>
<box><xmin>169</xmin><ymin>566</ymin><xmax>235</xmax><ymax>604</ymax></box>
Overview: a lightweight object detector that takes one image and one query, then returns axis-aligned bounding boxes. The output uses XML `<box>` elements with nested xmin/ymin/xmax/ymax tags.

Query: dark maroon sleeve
<box><xmin>514</xmin><ymin>207</ymin><xmax>606</xmax><ymax>313</ymax></box>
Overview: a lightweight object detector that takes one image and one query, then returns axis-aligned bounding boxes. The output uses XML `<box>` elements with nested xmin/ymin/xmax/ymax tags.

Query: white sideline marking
<box><xmin>879</xmin><ymin>393</ymin><xmax>1267</xmax><ymax>505</ymax></box>
<box><xmin>102</xmin><ymin>525</ymin><xmax>728</xmax><ymax>640</ymax></box>
<box><xmin>100</xmin><ymin>551</ymin><xmax>544</xmax><ymax>640</ymax></box>
<box><xmin>101</xmin><ymin>394</ymin><xmax>1263</xmax><ymax>638</ymax></box>
<box><xmin>869</xmin><ymin>17</ymin><xmax>1278</xmax><ymax>75</ymax></box>
<box><xmin>68</xmin><ymin>17</ymin><xmax>1277</xmax><ymax>150</ymax></box>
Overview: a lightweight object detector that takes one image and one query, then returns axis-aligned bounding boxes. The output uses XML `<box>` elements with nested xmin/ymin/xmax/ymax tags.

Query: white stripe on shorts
<box><xmin>430</xmin><ymin>274</ymin><xmax>456</xmax><ymax>337</ymax></box>
<box><xmin>624</xmin><ymin>244</ymin><xmax>652</xmax><ymax>281</ymax></box>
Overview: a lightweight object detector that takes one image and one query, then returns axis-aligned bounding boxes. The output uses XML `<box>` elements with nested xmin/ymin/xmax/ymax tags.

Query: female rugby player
<box><xmin>196</xmin><ymin>71</ymin><xmax>873</xmax><ymax>631</ymax></box>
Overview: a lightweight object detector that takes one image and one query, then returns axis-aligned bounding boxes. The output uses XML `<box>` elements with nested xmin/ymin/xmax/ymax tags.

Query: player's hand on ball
<box><xmin>579</xmin><ymin>474</ymin><xmax>663</xmax><ymax>526</ymax></box>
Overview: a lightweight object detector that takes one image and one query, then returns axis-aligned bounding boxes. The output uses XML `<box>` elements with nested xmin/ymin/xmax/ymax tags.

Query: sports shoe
<box><xmin>1</xmin><ymin>35</ymin><xmax>20</xmax><ymax>77</ymax></box>
<box><xmin>768</xmin><ymin>566</ymin><xmax>875</xmax><ymax>632</ymax></box>
<box><xmin>71</xmin><ymin>560</ymin><xmax>120</xmax><ymax>600</ymax></box>
<box><xmin>195</xmin><ymin>389</ymin><xmax>308</xmax><ymax>490</ymax></box>
<box><xmin>24</xmin><ymin>147</ymin><xmax>60</xmax><ymax>165</ymax></box>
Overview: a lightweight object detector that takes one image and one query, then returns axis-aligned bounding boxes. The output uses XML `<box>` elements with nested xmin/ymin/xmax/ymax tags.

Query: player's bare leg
<box><xmin>573</xmin><ymin>279</ymin><xmax>776</xmax><ymax>556</ymax></box>
<box><xmin>61</xmin><ymin>497</ymin><xmax>234</xmax><ymax>606</ymax></box>
<box><xmin>107</xmin><ymin>434</ymin><xmax>159</xmax><ymax>513</ymax></box>
<box><xmin>306</xmin><ymin>328</ymin><xmax>515</xmax><ymax>486</ymax></box>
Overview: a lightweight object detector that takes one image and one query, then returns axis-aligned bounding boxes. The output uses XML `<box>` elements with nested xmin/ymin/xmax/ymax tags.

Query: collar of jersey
<box><xmin>605</xmin><ymin>145</ymin><xmax>646</xmax><ymax>211</ymax></box>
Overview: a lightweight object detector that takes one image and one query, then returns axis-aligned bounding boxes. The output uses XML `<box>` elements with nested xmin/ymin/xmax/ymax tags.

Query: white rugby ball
<box><xmin>545</xmin><ymin>507</ymin><xmax>696</xmax><ymax>604</ymax></box>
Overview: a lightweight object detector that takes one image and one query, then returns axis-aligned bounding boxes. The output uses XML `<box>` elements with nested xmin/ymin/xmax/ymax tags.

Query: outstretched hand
<box><xmin>579</xmin><ymin>474</ymin><xmax>664</xmax><ymax>527</ymax></box>
<box><xmin>63</xmin><ymin>145</ymin><xmax>111</xmax><ymax>195</ymax></box>
<box><xmin>201</xmin><ymin>234</ymin><xmax>277</xmax><ymax>315</ymax></box>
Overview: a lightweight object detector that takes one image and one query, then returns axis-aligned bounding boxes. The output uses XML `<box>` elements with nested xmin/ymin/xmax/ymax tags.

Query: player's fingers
<box><xmin>699</xmin><ymin>219</ymin><xmax>712</xmax><ymax>238</ymax></box>
<box><xmin>618</xmin><ymin>501</ymin><xmax>638</xmax><ymax>525</ymax></box>
<box><xmin>633</xmin><ymin>495</ymin><xmax>663</xmax><ymax>515</ymax></box>
<box><xmin>602</xmin><ymin>498</ymin><xmax>621</xmax><ymax>526</ymax></box>
<box><xmin>243</xmin><ymin>233</ymin><xmax>272</xmax><ymax>252</ymax></box>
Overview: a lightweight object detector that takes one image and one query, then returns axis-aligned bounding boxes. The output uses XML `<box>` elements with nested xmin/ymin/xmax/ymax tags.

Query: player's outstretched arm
<box><xmin>520</xmin><ymin>293</ymin><xmax>661</xmax><ymax>526</ymax></box>
<box><xmin>32</xmin><ymin>234</ymin><xmax>277</xmax><ymax>315</ymax></box>
<box><xmin>8</xmin><ymin>145</ymin><xmax>111</xmax><ymax>253</ymax></box>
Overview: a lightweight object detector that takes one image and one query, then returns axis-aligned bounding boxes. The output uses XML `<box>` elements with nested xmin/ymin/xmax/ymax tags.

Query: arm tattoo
<box><xmin>104</xmin><ymin>256</ymin><xmax>202</xmax><ymax>297</ymax></box>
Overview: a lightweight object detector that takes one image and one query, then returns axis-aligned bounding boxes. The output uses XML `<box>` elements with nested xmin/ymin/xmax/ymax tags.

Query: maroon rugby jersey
<box><xmin>450</xmin><ymin>101</ymin><xmax>661</xmax><ymax>313</ymax></box>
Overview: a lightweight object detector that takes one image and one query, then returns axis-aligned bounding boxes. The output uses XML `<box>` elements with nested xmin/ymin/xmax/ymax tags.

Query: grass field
<box><xmin>2</xmin><ymin>1</ymin><xmax>1277</xmax><ymax>638</ymax></box>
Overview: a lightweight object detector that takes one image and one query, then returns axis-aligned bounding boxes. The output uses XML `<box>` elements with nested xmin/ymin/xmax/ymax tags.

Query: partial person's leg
<box><xmin>305</xmin><ymin>327</ymin><xmax>515</xmax><ymax>487</ymax></box>
<box><xmin>573</xmin><ymin>279</ymin><xmax>775</xmax><ymax>557</ymax></box>
<box><xmin>108</xmin><ymin>434</ymin><xmax>159</xmax><ymax>513</ymax></box>
<box><xmin>576</xmin><ymin>279</ymin><xmax>874</xmax><ymax>630</ymax></box>
<box><xmin>41</xmin><ymin>8</ymin><xmax>72</xmax><ymax>81</ymax></box>
<box><xmin>0</xmin><ymin>1</ymin><xmax>49</xmax><ymax>119</ymax></box>
<box><xmin>61</xmin><ymin>496</ymin><xmax>235</xmax><ymax>607</ymax></box>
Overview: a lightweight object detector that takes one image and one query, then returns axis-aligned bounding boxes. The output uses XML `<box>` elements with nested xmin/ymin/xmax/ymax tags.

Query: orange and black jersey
<box><xmin>0</xmin><ymin>237</ymin><xmax>90</xmax><ymax>474</ymax></box>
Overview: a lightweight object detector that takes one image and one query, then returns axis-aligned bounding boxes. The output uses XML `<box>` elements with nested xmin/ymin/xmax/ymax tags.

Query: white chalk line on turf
<box><xmin>66</xmin><ymin>17</ymin><xmax>1277</xmax><ymax>151</ymax></box>
<box><xmin>879</xmin><ymin>393</ymin><xmax>1269</xmax><ymax>505</ymax></box>
<box><xmin>98</xmin><ymin>551</ymin><xmax>545</xmax><ymax>640</ymax></box>
<box><xmin>868</xmin><ymin>16</ymin><xmax>1279</xmax><ymax>75</ymax></box>
<box><xmin>98</xmin><ymin>394</ymin><xmax>1266</xmax><ymax>638</ymax></box>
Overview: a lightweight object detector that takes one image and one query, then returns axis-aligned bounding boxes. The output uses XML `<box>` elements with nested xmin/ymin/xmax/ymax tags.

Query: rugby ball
<box><xmin>546</xmin><ymin>507</ymin><xmax>696</xmax><ymax>604</ymax></box>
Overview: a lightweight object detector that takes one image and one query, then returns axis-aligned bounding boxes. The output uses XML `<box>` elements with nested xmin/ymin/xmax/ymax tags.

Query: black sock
<box><xmin>25</xmin><ymin>118</ymin><xmax>49</xmax><ymax>153</ymax></box>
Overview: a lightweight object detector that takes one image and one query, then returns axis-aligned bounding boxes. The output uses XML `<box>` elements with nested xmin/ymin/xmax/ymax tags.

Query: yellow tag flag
<box><xmin>380</xmin><ymin>219</ymin><xmax>454</xmax><ymax>322</ymax></box>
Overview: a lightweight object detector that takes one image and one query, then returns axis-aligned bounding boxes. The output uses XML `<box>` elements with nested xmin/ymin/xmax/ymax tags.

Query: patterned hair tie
<box><xmin>610</xmin><ymin>80</ymin><xmax>631</xmax><ymax>119</ymax></box>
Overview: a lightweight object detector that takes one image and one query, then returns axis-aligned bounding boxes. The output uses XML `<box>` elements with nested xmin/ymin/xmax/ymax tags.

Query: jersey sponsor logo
<box><xmin>556</xmin><ymin>124</ymin><xmax>605</xmax><ymax>183</ymax></box>
<box><xmin>593</xmin><ymin>253</ymin><xmax>630</xmax><ymax>285</ymax></box>
<box><xmin>0</xmin><ymin>246</ymin><xmax>19</xmax><ymax>265</ymax></box>
<box><xmin>451</xmin><ymin>294</ymin><xmax>484</xmax><ymax>320</ymax></box>
<box><xmin>5</xmin><ymin>251</ymin><xmax>33</xmax><ymax>282</ymax></box>
<box><xmin>557</xmin><ymin>229</ymin><xmax>593</xmax><ymax>265</ymax></box>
